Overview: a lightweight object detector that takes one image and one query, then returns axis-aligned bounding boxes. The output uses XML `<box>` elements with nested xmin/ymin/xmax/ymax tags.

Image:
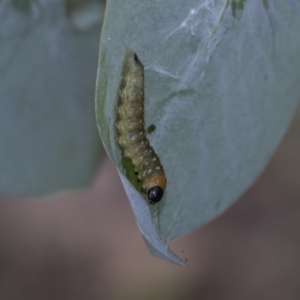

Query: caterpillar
<box><xmin>115</xmin><ymin>49</ymin><xmax>167</xmax><ymax>205</ymax></box>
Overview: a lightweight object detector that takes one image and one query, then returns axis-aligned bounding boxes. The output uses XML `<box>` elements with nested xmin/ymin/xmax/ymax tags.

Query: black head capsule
<box><xmin>148</xmin><ymin>186</ymin><xmax>164</xmax><ymax>205</ymax></box>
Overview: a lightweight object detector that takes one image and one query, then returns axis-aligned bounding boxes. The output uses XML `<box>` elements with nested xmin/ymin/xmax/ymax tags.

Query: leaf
<box><xmin>0</xmin><ymin>0</ymin><xmax>105</xmax><ymax>196</ymax></box>
<box><xmin>96</xmin><ymin>0</ymin><xmax>300</xmax><ymax>264</ymax></box>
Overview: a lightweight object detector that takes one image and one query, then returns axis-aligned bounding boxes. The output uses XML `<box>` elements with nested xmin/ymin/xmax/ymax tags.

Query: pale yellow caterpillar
<box><xmin>115</xmin><ymin>49</ymin><xmax>167</xmax><ymax>205</ymax></box>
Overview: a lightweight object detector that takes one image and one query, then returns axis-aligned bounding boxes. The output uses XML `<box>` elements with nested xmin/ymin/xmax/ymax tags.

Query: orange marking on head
<box><xmin>145</xmin><ymin>173</ymin><xmax>167</xmax><ymax>192</ymax></box>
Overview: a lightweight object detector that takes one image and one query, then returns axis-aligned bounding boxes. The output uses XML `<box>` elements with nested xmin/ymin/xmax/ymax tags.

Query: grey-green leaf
<box><xmin>0</xmin><ymin>0</ymin><xmax>105</xmax><ymax>196</ymax></box>
<box><xmin>96</xmin><ymin>0</ymin><xmax>300</xmax><ymax>264</ymax></box>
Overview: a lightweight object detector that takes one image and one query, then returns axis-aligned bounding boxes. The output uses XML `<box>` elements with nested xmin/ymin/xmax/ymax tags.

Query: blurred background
<box><xmin>0</xmin><ymin>1</ymin><xmax>299</xmax><ymax>299</ymax></box>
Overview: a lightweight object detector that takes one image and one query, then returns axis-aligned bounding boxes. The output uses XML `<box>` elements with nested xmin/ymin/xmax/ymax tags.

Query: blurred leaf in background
<box><xmin>96</xmin><ymin>0</ymin><xmax>300</xmax><ymax>263</ymax></box>
<box><xmin>0</xmin><ymin>0</ymin><xmax>105</xmax><ymax>196</ymax></box>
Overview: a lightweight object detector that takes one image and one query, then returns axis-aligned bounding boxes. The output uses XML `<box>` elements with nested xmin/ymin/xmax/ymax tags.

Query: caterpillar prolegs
<box><xmin>115</xmin><ymin>49</ymin><xmax>167</xmax><ymax>205</ymax></box>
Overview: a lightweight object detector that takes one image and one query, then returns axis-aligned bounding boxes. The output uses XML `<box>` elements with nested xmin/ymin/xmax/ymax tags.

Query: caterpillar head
<box><xmin>144</xmin><ymin>173</ymin><xmax>167</xmax><ymax>205</ymax></box>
